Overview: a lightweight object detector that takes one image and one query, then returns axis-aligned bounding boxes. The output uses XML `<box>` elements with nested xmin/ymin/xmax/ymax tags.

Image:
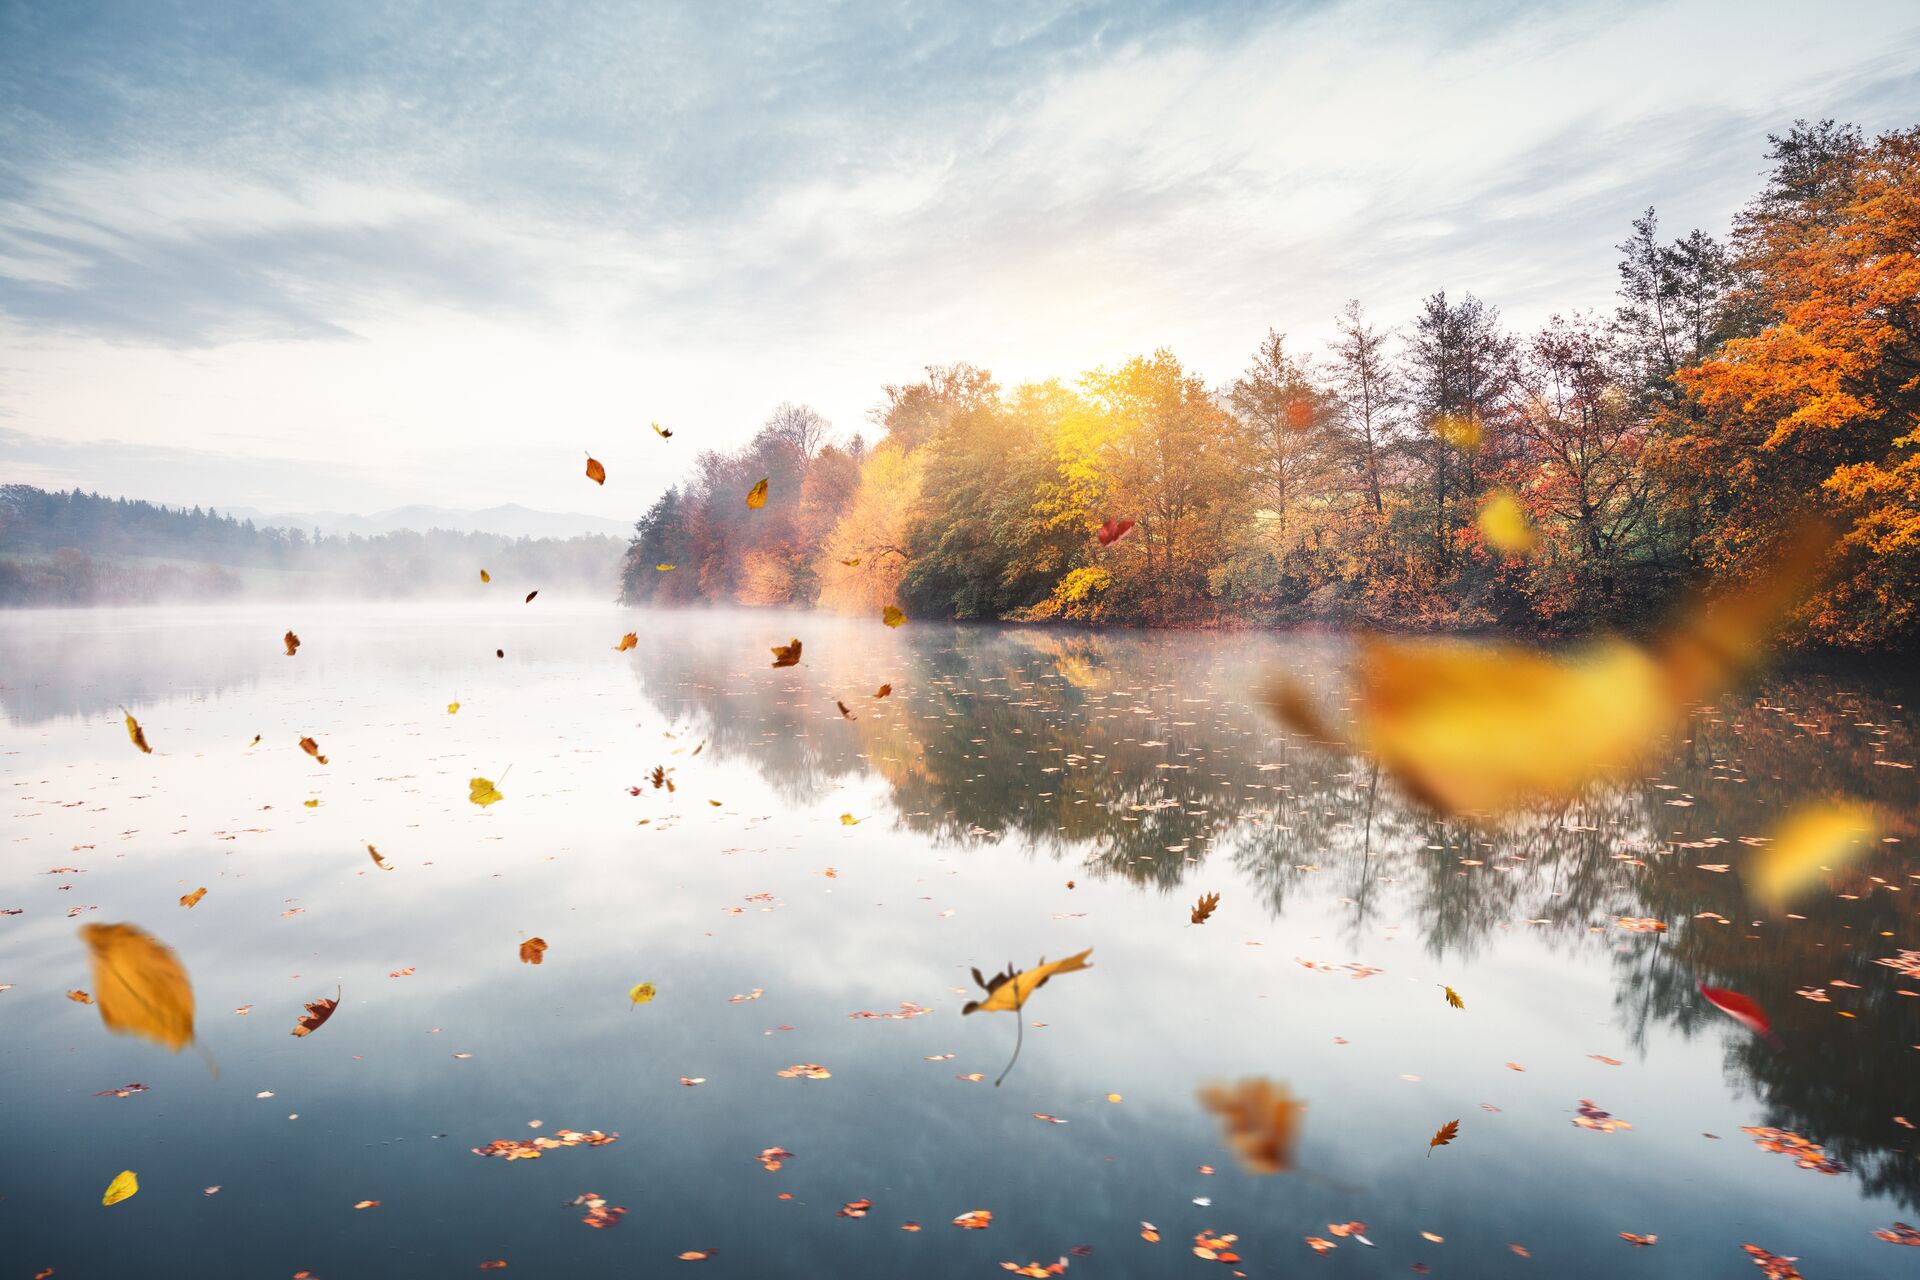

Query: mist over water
<box><xmin>1</xmin><ymin>604</ymin><xmax>1915</xmax><ymax>1278</ymax></box>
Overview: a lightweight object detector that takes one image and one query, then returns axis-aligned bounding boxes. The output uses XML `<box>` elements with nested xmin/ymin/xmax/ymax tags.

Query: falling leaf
<box><xmin>525</xmin><ymin>590</ymin><xmax>538</xmax><ymax>604</ymax></box>
<box><xmin>1620</xmin><ymin>1234</ymin><xmax>1658</xmax><ymax>1247</ymax></box>
<box><xmin>841</xmin><ymin>557</ymin><xmax>861</xmax><ymax>566</ymax></box>
<box><xmin>447</xmin><ymin>700</ymin><xmax>461</xmax><ymax>715</ymax></box>
<box><xmin>68</xmin><ymin>989</ymin><xmax>94</xmax><ymax>1004</ymax></box>
<box><xmin>1096</xmin><ymin>517</ymin><xmax>1134</xmax><ymax>546</ymax></box>
<box><xmin>368</xmin><ymin>844</ymin><xmax>394</xmax><ymax>872</ymax></box>
<box><xmin>1428</xmin><ymin>1119</ymin><xmax>1460</xmax><ymax>1155</ymax></box>
<box><xmin>1198</xmin><ymin>1078</ymin><xmax>1303</xmax><ymax>1174</ymax></box>
<box><xmin>496</xmin><ymin>648</ymin><xmax>504</xmax><ymax>658</ymax></box>
<box><xmin>1476</xmin><ymin>491</ymin><xmax>1535</xmax><ymax>555</ymax></box>
<box><xmin>882</xmin><ymin>605</ymin><xmax>906</xmax><ymax>628</ymax></box>
<box><xmin>652</xmin><ymin>422</ymin><xmax>673</xmax><ymax>438</ymax></box>
<box><xmin>836</xmin><ymin>700</ymin><xmax>857</xmax><ymax>720</ymax></box>
<box><xmin>298</xmin><ymin>736</ymin><xmax>329</xmax><ymax>765</ymax></box>
<box><xmin>678</xmin><ymin>1251</ymin><xmax>715</xmax><ymax>1262</ymax></box>
<box><xmin>1433</xmin><ymin>413</ymin><xmax>1481</xmax><ymax>451</ymax></box>
<box><xmin>840</xmin><ymin>814</ymin><xmax>860</xmax><ymax>825</ymax></box>
<box><xmin>615</xmin><ymin>632</ymin><xmax>638</xmax><ymax>651</ymax></box>
<box><xmin>963</xmin><ymin>949</ymin><xmax>1093</xmax><ymax>1015</ymax></box>
<box><xmin>101</xmin><ymin>1170</ymin><xmax>138</xmax><ymax>1207</ymax></box>
<box><xmin>247</xmin><ymin>734</ymin><xmax>260</xmax><ymax>747</ymax></box>
<box><xmin>770</xmin><ymin>638</ymin><xmax>802</xmax><ymax>668</ymax></box>
<box><xmin>122</xmin><ymin>709</ymin><xmax>151</xmax><ymax>754</ymax></box>
<box><xmin>585</xmin><ymin>455</ymin><xmax>606</xmax><ymax>485</ymax></box>
<box><xmin>79</xmin><ymin>923</ymin><xmax>194</xmax><ymax>1052</ymax></box>
<box><xmin>1752</xmin><ymin>801</ymin><xmax>1878</xmax><ymax>911</ymax></box>
<box><xmin>657</xmin><ymin>564</ymin><xmax>675</xmax><ymax>571</ymax></box>
<box><xmin>354</xmin><ymin>1200</ymin><xmax>381</xmax><ymax>1210</ymax></box>
<box><xmin>836</xmin><ymin>1199</ymin><xmax>873</xmax><ymax>1218</ymax></box>
<box><xmin>480</xmin><ymin>569</ymin><xmax>490</xmax><ymax>583</ymax></box>
<box><xmin>179</xmin><ymin>888</ymin><xmax>206</xmax><ymax>909</ymax></box>
<box><xmin>875</xmin><ymin>684</ymin><xmax>892</xmax><ymax>698</ymax></box>
<box><xmin>291</xmin><ymin>986</ymin><xmax>341</xmax><ymax>1037</ymax></box>
<box><xmin>303</xmin><ymin>799</ymin><xmax>319</xmax><ymax>808</ymax></box>
<box><xmin>520</xmin><ymin>937</ymin><xmax>548</xmax><ymax>965</ymax></box>
<box><xmin>745</xmin><ymin>478</ymin><xmax>768</xmax><ymax>509</ymax></box>
<box><xmin>628</xmin><ymin>982</ymin><xmax>657</xmax><ymax>1008</ymax></box>
<box><xmin>283</xmin><ymin>630</ymin><xmax>301</xmax><ymax>657</ymax></box>
<box><xmin>649</xmin><ymin>765</ymin><xmax>674</xmax><ymax>792</ymax></box>
<box><xmin>1572</xmin><ymin>1099</ymin><xmax>1632</xmax><ymax>1133</ymax></box>
<box><xmin>1442</xmin><ymin>985</ymin><xmax>1464</xmax><ymax>1009</ymax></box>
<box><xmin>469</xmin><ymin>777</ymin><xmax>504</xmax><ymax>807</ymax></box>
<box><xmin>1190</xmin><ymin>892</ymin><xmax>1219</xmax><ymax>925</ymax></box>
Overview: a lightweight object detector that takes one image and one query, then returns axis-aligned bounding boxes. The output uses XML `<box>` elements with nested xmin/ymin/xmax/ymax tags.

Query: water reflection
<box><xmin>631</xmin><ymin>619</ymin><xmax>1920</xmax><ymax>1212</ymax></box>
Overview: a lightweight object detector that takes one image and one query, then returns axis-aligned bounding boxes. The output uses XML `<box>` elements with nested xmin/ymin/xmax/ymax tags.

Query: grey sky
<box><xmin>3</xmin><ymin>0</ymin><xmax>1917</xmax><ymax>517</ymax></box>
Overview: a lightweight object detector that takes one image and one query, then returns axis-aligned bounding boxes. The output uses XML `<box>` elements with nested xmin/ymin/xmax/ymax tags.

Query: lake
<box><xmin>1</xmin><ymin>603</ymin><xmax>1916</xmax><ymax>1278</ymax></box>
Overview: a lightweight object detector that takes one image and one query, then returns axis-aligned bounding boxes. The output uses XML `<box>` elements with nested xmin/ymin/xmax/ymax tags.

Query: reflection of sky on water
<box><xmin>0</xmin><ymin>605</ymin><xmax>1914</xmax><ymax>1278</ymax></box>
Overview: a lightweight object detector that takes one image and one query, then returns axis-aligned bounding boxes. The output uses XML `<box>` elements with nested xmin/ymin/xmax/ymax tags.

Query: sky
<box><xmin>3</xmin><ymin>0</ymin><xmax>1918</xmax><ymax>521</ymax></box>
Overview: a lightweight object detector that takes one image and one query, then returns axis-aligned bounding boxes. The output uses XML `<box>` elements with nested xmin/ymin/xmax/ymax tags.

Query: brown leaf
<box><xmin>299</xmin><ymin>736</ymin><xmax>329</xmax><ymax>765</ymax></box>
<box><xmin>745</xmin><ymin>478</ymin><xmax>768</xmax><ymax>509</ymax></box>
<box><xmin>283</xmin><ymin>630</ymin><xmax>301</xmax><ymax>657</ymax></box>
<box><xmin>1190</xmin><ymin>892</ymin><xmax>1219</xmax><ymax>925</ymax></box>
<box><xmin>480</xmin><ymin>569</ymin><xmax>491</xmax><ymax>583</ymax></box>
<box><xmin>770</xmin><ymin>638</ymin><xmax>802</xmax><ymax>668</ymax></box>
<box><xmin>291</xmin><ymin>986</ymin><xmax>341</xmax><ymax>1037</ymax></box>
<box><xmin>1197</xmin><ymin>1078</ymin><xmax>1304</xmax><ymax>1175</ymax></box>
<box><xmin>122</xmin><ymin>709</ymin><xmax>151</xmax><ymax>754</ymax></box>
<box><xmin>367</xmin><ymin>844</ymin><xmax>393</xmax><ymax>871</ymax></box>
<box><xmin>874</xmin><ymin>684</ymin><xmax>892</xmax><ymax>698</ymax></box>
<box><xmin>1442</xmin><ymin>985</ymin><xmax>1464</xmax><ymax>1009</ymax></box>
<box><xmin>520</xmin><ymin>937</ymin><xmax>548</xmax><ymax>965</ymax></box>
<box><xmin>79</xmin><ymin>922</ymin><xmax>195</xmax><ymax>1052</ymax></box>
<box><xmin>1428</xmin><ymin>1118</ymin><xmax>1460</xmax><ymax>1156</ymax></box>
<box><xmin>179</xmin><ymin>887</ymin><xmax>207</xmax><ymax>909</ymax></box>
<box><xmin>837</xmin><ymin>700</ymin><xmax>857</xmax><ymax>720</ymax></box>
<box><xmin>525</xmin><ymin>590</ymin><xmax>538</xmax><ymax>604</ymax></box>
<box><xmin>585</xmin><ymin>455</ymin><xmax>606</xmax><ymax>485</ymax></box>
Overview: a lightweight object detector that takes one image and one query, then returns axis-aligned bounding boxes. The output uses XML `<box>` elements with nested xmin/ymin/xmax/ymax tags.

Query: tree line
<box><xmin>621</xmin><ymin>120</ymin><xmax>1920</xmax><ymax>650</ymax></box>
<box><xmin>0</xmin><ymin>485</ymin><xmax>622</xmax><ymax>604</ymax></box>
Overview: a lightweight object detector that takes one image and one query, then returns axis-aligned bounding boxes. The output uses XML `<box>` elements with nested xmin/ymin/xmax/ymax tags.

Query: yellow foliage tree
<box><xmin>816</xmin><ymin>444</ymin><xmax>926</xmax><ymax>615</ymax></box>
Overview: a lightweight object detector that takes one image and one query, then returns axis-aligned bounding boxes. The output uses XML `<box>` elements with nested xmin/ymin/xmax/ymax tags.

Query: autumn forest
<box><xmin>620</xmin><ymin>121</ymin><xmax>1920</xmax><ymax>651</ymax></box>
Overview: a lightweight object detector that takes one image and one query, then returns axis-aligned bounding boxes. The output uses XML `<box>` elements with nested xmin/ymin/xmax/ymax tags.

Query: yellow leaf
<box><xmin>656</xmin><ymin>564</ymin><xmax>675</xmax><ymax>571</ymax></box>
<box><xmin>841</xmin><ymin>557</ymin><xmax>861</xmax><ymax>566</ymax></box>
<box><xmin>102</xmin><ymin>1169</ymin><xmax>139</xmax><ymax>1207</ymax></box>
<box><xmin>629</xmin><ymin>982</ymin><xmax>657</xmax><ymax>1007</ymax></box>
<box><xmin>840</xmin><ymin>813</ymin><xmax>860</xmax><ymax>825</ymax></box>
<box><xmin>745</xmin><ymin>478</ymin><xmax>769</xmax><ymax>509</ymax></box>
<box><xmin>963</xmin><ymin>948</ymin><xmax>1093</xmax><ymax>1015</ymax></box>
<box><xmin>79</xmin><ymin>922</ymin><xmax>196</xmax><ymax>1053</ymax></box>
<box><xmin>1428</xmin><ymin>1118</ymin><xmax>1461</xmax><ymax>1156</ymax></box>
<box><xmin>303</xmin><ymin>799</ymin><xmax>319</xmax><ymax>808</ymax></box>
<box><xmin>480</xmin><ymin>569</ymin><xmax>491</xmax><ymax>583</ymax></box>
<box><xmin>469</xmin><ymin>776</ymin><xmax>504</xmax><ymax>807</ymax></box>
<box><xmin>122</xmin><ymin>709</ymin><xmax>151</xmax><ymax>754</ymax></box>
<box><xmin>447</xmin><ymin>701</ymin><xmax>460</xmax><ymax>714</ymax></box>
<box><xmin>1433</xmin><ymin>414</ymin><xmax>1481</xmax><ymax>451</ymax></box>
<box><xmin>585</xmin><ymin>455</ymin><xmax>606</xmax><ymax>485</ymax></box>
<box><xmin>1442</xmin><ymin>985</ymin><xmax>1464</xmax><ymax>1009</ymax></box>
<box><xmin>179</xmin><ymin>887</ymin><xmax>207</xmax><ymax>909</ymax></box>
<box><xmin>1476</xmin><ymin>491</ymin><xmax>1535</xmax><ymax>556</ymax></box>
<box><xmin>882</xmin><ymin>605</ymin><xmax>906</xmax><ymax>628</ymax></box>
<box><xmin>1752</xmin><ymin>801</ymin><xmax>1878</xmax><ymax>911</ymax></box>
<box><xmin>1190</xmin><ymin>892</ymin><xmax>1219</xmax><ymax>924</ymax></box>
<box><xmin>283</xmin><ymin>629</ymin><xmax>301</xmax><ymax>657</ymax></box>
<box><xmin>615</xmin><ymin>632</ymin><xmax>638</xmax><ymax>651</ymax></box>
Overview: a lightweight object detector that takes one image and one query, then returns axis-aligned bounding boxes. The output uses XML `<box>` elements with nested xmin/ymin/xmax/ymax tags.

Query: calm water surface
<box><xmin>2</xmin><ymin>604</ymin><xmax>1916</xmax><ymax>1278</ymax></box>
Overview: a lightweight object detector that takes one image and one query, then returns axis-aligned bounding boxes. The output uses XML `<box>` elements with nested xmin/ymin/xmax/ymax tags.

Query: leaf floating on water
<box><xmin>1197</xmin><ymin>1078</ymin><xmax>1303</xmax><ymax>1174</ymax></box>
<box><xmin>367</xmin><ymin>844</ymin><xmax>394</xmax><ymax>872</ymax></box>
<box><xmin>745</xmin><ymin>478</ymin><xmax>768</xmax><ymax>509</ymax></box>
<box><xmin>298</xmin><ymin>736</ymin><xmax>329</xmax><ymax>765</ymax></box>
<box><xmin>291</xmin><ymin>986</ymin><xmax>341</xmax><ymax>1037</ymax></box>
<box><xmin>1427</xmin><ymin>1118</ymin><xmax>1460</xmax><ymax>1156</ymax></box>
<box><xmin>963</xmin><ymin>949</ymin><xmax>1093</xmax><ymax>1015</ymax></box>
<box><xmin>953</xmin><ymin>1210</ymin><xmax>992</xmax><ymax>1230</ymax></box>
<box><xmin>585</xmin><ymin>455</ymin><xmax>606</xmax><ymax>485</ymax></box>
<box><xmin>1096</xmin><ymin>517</ymin><xmax>1134</xmax><ymax>546</ymax></box>
<box><xmin>102</xmin><ymin>1169</ymin><xmax>138</xmax><ymax>1207</ymax></box>
<box><xmin>447</xmin><ymin>701</ymin><xmax>460</xmax><ymax>714</ymax></box>
<box><xmin>303</xmin><ymin>798</ymin><xmax>319</xmax><ymax>808</ymax></box>
<box><xmin>519</xmin><ymin>937</ymin><xmax>548</xmax><ymax>965</ymax></box>
<box><xmin>1698</xmin><ymin>982</ymin><xmax>1783</xmax><ymax>1049</ymax></box>
<box><xmin>841</xmin><ymin>557</ymin><xmax>860</xmax><ymax>566</ymax></box>
<box><xmin>881</xmin><ymin>605</ymin><xmax>906</xmax><ymax>628</ymax></box>
<box><xmin>770</xmin><ymin>638</ymin><xmax>802</xmax><ymax>668</ymax></box>
<box><xmin>1442</xmin><ymin>985</ymin><xmax>1465</xmax><ymax>1009</ymax></box>
<box><xmin>628</xmin><ymin>982</ymin><xmax>656</xmax><ymax>1008</ymax></box>
<box><xmin>80</xmin><ymin>922</ymin><xmax>195</xmax><ymax>1052</ymax></box>
<box><xmin>874</xmin><ymin>684</ymin><xmax>892</xmax><ymax>698</ymax></box>
<box><xmin>122</xmin><ymin>709</ymin><xmax>151</xmax><ymax>754</ymax></box>
<box><xmin>1190</xmin><ymin>892</ymin><xmax>1219</xmax><ymax>925</ymax></box>
<box><xmin>469</xmin><ymin>777</ymin><xmax>504</xmax><ymax>807</ymax></box>
<box><xmin>1752</xmin><ymin>801</ymin><xmax>1878</xmax><ymax>911</ymax></box>
<box><xmin>1620</xmin><ymin>1233</ymin><xmax>1658</xmax><ymax>1247</ymax></box>
<box><xmin>283</xmin><ymin>629</ymin><xmax>301</xmax><ymax>657</ymax></box>
<box><xmin>840</xmin><ymin>814</ymin><xmax>860</xmax><ymax>825</ymax></box>
<box><xmin>179</xmin><ymin>887</ymin><xmax>207</xmax><ymax>909</ymax></box>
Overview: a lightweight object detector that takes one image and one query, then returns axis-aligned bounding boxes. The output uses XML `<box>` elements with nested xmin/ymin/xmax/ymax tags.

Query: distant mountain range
<box><xmin>212</xmin><ymin>502</ymin><xmax>632</xmax><ymax>540</ymax></box>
